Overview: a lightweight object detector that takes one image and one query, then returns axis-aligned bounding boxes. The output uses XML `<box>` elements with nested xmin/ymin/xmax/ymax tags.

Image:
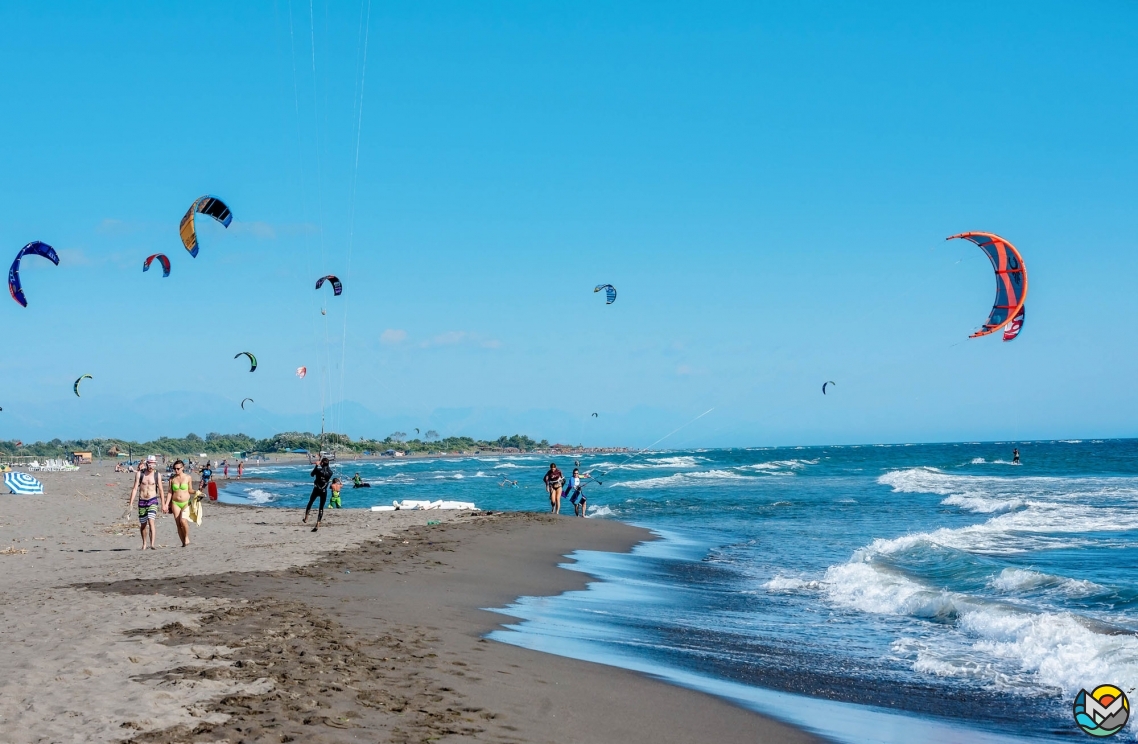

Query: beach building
<box><xmin>70</xmin><ymin>452</ymin><xmax>92</xmax><ymax>465</ymax></box>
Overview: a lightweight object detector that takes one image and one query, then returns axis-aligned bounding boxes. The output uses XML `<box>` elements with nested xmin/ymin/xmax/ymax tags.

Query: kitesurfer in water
<box><xmin>352</xmin><ymin>473</ymin><xmax>371</xmax><ymax>488</ymax></box>
<box><xmin>305</xmin><ymin>457</ymin><xmax>333</xmax><ymax>531</ymax></box>
<box><xmin>1013</xmin><ymin>448</ymin><xmax>1020</xmax><ymax>464</ymax></box>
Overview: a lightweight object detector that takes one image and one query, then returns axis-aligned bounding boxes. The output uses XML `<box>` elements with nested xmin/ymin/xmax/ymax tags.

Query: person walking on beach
<box><xmin>128</xmin><ymin>455</ymin><xmax>167</xmax><ymax>550</ymax></box>
<box><xmin>566</xmin><ymin>467</ymin><xmax>594</xmax><ymax>517</ymax></box>
<box><xmin>237</xmin><ymin>460</ymin><xmax>244</xmax><ymax>479</ymax></box>
<box><xmin>543</xmin><ymin>463</ymin><xmax>564</xmax><ymax>514</ymax></box>
<box><xmin>167</xmin><ymin>459</ymin><xmax>195</xmax><ymax>547</ymax></box>
<box><xmin>199</xmin><ymin>463</ymin><xmax>213</xmax><ymax>492</ymax></box>
<box><xmin>329</xmin><ymin>477</ymin><xmax>343</xmax><ymax>509</ymax></box>
<box><xmin>305</xmin><ymin>457</ymin><xmax>334</xmax><ymax>532</ymax></box>
<box><xmin>222</xmin><ymin>460</ymin><xmax>229</xmax><ymax>479</ymax></box>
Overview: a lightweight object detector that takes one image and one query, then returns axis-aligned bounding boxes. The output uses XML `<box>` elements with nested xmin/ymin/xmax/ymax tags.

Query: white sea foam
<box><xmin>473</xmin><ymin>471</ymin><xmax>490</xmax><ymax>478</ymax></box>
<box><xmin>763</xmin><ymin>575</ymin><xmax>824</xmax><ymax>592</ymax></box>
<box><xmin>792</xmin><ymin>559</ymin><xmax>1138</xmax><ymax>695</ymax></box>
<box><xmin>587</xmin><ymin>505</ymin><xmax>615</xmax><ymax>517</ymax></box>
<box><xmin>988</xmin><ymin>568</ymin><xmax>1104</xmax><ymax>598</ymax></box>
<box><xmin>493</xmin><ymin>463</ymin><xmax>523</xmax><ymax>469</ymax></box>
<box><xmin>738</xmin><ymin>458</ymin><xmax>819</xmax><ymax>473</ymax></box>
<box><xmin>611</xmin><ymin>470</ymin><xmax>751</xmax><ymax>489</ymax></box>
<box><xmin>243</xmin><ymin>488</ymin><xmax>280</xmax><ymax>504</ymax></box>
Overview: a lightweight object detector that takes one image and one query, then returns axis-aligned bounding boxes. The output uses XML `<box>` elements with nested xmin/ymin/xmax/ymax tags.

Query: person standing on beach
<box><xmin>329</xmin><ymin>477</ymin><xmax>343</xmax><ymax>509</ymax></box>
<box><xmin>543</xmin><ymin>463</ymin><xmax>564</xmax><ymax>514</ymax></box>
<box><xmin>237</xmin><ymin>460</ymin><xmax>244</xmax><ymax>479</ymax></box>
<box><xmin>222</xmin><ymin>460</ymin><xmax>229</xmax><ymax>479</ymax></box>
<box><xmin>128</xmin><ymin>455</ymin><xmax>166</xmax><ymax>549</ymax></box>
<box><xmin>305</xmin><ymin>457</ymin><xmax>334</xmax><ymax>532</ymax></box>
<box><xmin>167</xmin><ymin>459</ymin><xmax>195</xmax><ymax>547</ymax></box>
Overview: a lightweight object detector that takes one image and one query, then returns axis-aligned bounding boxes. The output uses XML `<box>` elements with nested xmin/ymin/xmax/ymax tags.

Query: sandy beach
<box><xmin>0</xmin><ymin>467</ymin><xmax>817</xmax><ymax>743</ymax></box>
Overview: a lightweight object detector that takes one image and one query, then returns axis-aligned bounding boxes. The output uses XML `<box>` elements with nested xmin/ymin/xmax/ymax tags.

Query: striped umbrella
<box><xmin>4</xmin><ymin>472</ymin><xmax>43</xmax><ymax>495</ymax></box>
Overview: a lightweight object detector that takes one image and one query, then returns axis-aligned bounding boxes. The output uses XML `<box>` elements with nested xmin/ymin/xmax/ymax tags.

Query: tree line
<box><xmin>0</xmin><ymin>431</ymin><xmax>551</xmax><ymax>458</ymax></box>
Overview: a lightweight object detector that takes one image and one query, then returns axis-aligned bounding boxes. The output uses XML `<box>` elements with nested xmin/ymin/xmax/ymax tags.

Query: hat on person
<box><xmin>147</xmin><ymin>455</ymin><xmax>157</xmax><ymax>462</ymax></box>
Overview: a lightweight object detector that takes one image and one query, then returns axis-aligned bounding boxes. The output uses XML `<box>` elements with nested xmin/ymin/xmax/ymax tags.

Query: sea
<box><xmin>218</xmin><ymin>439</ymin><xmax>1138</xmax><ymax>743</ymax></box>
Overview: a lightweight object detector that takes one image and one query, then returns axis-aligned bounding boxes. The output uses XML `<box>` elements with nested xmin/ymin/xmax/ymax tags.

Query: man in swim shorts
<box><xmin>329</xmin><ymin>477</ymin><xmax>343</xmax><ymax>508</ymax></box>
<box><xmin>129</xmin><ymin>455</ymin><xmax>166</xmax><ymax>549</ymax></box>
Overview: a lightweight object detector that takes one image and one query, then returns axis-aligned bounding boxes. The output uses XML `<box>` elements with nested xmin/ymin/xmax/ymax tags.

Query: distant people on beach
<box><xmin>199</xmin><ymin>463</ymin><xmax>213</xmax><ymax>492</ymax></box>
<box><xmin>1013</xmin><ymin>448</ymin><xmax>1020</xmax><ymax>464</ymax></box>
<box><xmin>222</xmin><ymin>460</ymin><xmax>229</xmax><ymax>479</ymax></box>
<box><xmin>237</xmin><ymin>460</ymin><xmax>244</xmax><ymax>479</ymax></box>
<box><xmin>305</xmin><ymin>457</ymin><xmax>334</xmax><ymax>532</ymax></box>
<box><xmin>543</xmin><ymin>463</ymin><xmax>564</xmax><ymax>514</ymax></box>
<box><xmin>168</xmin><ymin>459</ymin><xmax>195</xmax><ymax>547</ymax></box>
<box><xmin>128</xmin><ymin>455</ymin><xmax>166</xmax><ymax>550</ymax></box>
<box><xmin>329</xmin><ymin>477</ymin><xmax>343</xmax><ymax>508</ymax></box>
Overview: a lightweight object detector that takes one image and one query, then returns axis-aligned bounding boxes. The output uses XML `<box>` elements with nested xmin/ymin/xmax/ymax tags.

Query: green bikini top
<box><xmin>171</xmin><ymin>481</ymin><xmax>190</xmax><ymax>491</ymax></box>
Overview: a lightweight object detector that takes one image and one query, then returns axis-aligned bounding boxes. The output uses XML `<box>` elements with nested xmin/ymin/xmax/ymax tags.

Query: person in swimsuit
<box><xmin>305</xmin><ymin>457</ymin><xmax>334</xmax><ymax>531</ymax></box>
<box><xmin>329</xmin><ymin>477</ymin><xmax>343</xmax><ymax>508</ymax></box>
<box><xmin>199</xmin><ymin>464</ymin><xmax>213</xmax><ymax>492</ymax></box>
<box><xmin>543</xmin><ymin>463</ymin><xmax>564</xmax><ymax>514</ymax></box>
<box><xmin>222</xmin><ymin>460</ymin><xmax>229</xmax><ymax>479</ymax></box>
<box><xmin>168</xmin><ymin>459</ymin><xmax>195</xmax><ymax>547</ymax></box>
<box><xmin>237</xmin><ymin>460</ymin><xmax>244</xmax><ymax>479</ymax></box>
<box><xmin>128</xmin><ymin>456</ymin><xmax>167</xmax><ymax>549</ymax></box>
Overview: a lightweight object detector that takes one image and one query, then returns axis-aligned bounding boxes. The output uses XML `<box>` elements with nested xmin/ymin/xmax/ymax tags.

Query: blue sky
<box><xmin>2</xmin><ymin>1</ymin><xmax>1137</xmax><ymax>447</ymax></box>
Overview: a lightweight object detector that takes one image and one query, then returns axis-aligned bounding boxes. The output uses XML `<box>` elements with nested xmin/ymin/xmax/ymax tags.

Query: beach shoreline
<box><xmin>0</xmin><ymin>467</ymin><xmax>817</xmax><ymax>743</ymax></box>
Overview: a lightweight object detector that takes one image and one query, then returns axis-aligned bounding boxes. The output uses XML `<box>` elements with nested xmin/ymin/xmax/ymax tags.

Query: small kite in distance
<box><xmin>594</xmin><ymin>284</ymin><xmax>617</xmax><ymax>304</ymax></box>
<box><xmin>945</xmin><ymin>232</ymin><xmax>1027</xmax><ymax>339</ymax></box>
<box><xmin>591</xmin><ymin>412</ymin><xmax>598</xmax><ymax>417</ymax></box>
<box><xmin>241</xmin><ymin>398</ymin><xmax>254</xmax><ymax>410</ymax></box>
<box><xmin>143</xmin><ymin>253</ymin><xmax>171</xmax><ymax>277</ymax></box>
<box><xmin>415</xmin><ymin>428</ymin><xmax>420</xmax><ymax>435</ymax></box>
<box><xmin>9</xmin><ymin>241</ymin><xmax>60</xmax><ymax>308</ymax></box>
<box><xmin>179</xmin><ymin>195</ymin><xmax>233</xmax><ymax>258</ymax></box>
<box><xmin>74</xmin><ymin>374</ymin><xmax>93</xmax><ymax>397</ymax></box>
<box><xmin>315</xmin><ymin>275</ymin><xmax>343</xmax><ymax>296</ymax></box>
<box><xmin>296</xmin><ymin>366</ymin><xmax>307</xmax><ymax>379</ymax></box>
<box><xmin>234</xmin><ymin>352</ymin><xmax>257</xmax><ymax>372</ymax></box>
<box><xmin>822</xmin><ymin>381</ymin><xmax>836</xmax><ymax>395</ymax></box>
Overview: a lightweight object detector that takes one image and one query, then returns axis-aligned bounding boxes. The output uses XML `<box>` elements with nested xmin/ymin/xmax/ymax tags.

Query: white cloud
<box><xmin>380</xmin><ymin>329</ymin><xmax>408</xmax><ymax>344</ymax></box>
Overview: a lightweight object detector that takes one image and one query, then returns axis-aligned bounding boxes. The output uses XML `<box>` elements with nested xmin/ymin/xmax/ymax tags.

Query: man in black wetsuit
<box><xmin>1012</xmin><ymin>448</ymin><xmax>1020</xmax><ymax>464</ymax></box>
<box><xmin>305</xmin><ymin>457</ymin><xmax>334</xmax><ymax>532</ymax></box>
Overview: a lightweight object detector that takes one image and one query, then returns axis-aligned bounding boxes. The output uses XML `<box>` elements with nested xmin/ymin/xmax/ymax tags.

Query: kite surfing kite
<box><xmin>822</xmin><ymin>381</ymin><xmax>836</xmax><ymax>395</ymax></box>
<box><xmin>296</xmin><ymin>366</ymin><xmax>307</xmax><ymax>379</ymax></box>
<box><xmin>1003</xmin><ymin>307</ymin><xmax>1025</xmax><ymax>342</ymax></box>
<box><xmin>592</xmin><ymin>412</ymin><xmax>598</xmax><ymax>417</ymax></box>
<box><xmin>8</xmin><ymin>241</ymin><xmax>60</xmax><ymax>307</ymax></box>
<box><xmin>594</xmin><ymin>284</ymin><xmax>617</xmax><ymax>304</ymax></box>
<box><xmin>234</xmin><ymin>352</ymin><xmax>257</xmax><ymax>372</ymax></box>
<box><xmin>240</xmin><ymin>398</ymin><xmax>254</xmax><ymax>410</ymax></box>
<box><xmin>315</xmin><ymin>275</ymin><xmax>342</xmax><ymax>296</ymax></box>
<box><xmin>142</xmin><ymin>253</ymin><xmax>171</xmax><ymax>277</ymax></box>
<box><xmin>179</xmin><ymin>195</ymin><xmax>233</xmax><ymax>258</ymax></box>
<box><xmin>946</xmin><ymin>232</ymin><xmax>1027</xmax><ymax>341</ymax></box>
<box><xmin>74</xmin><ymin>374</ymin><xmax>92</xmax><ymax>397</ymax></box>
<box><xmin>414</xmin><ymin>428</ymin><xmax>420</xmax><ymax>435</ymax></box>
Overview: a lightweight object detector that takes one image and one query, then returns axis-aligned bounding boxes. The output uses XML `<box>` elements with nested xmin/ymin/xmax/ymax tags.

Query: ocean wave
<box><xmin>606</xmin><ymin>456</ymin><xmax>708</xmax><ymax>471</ymax></box>
<box><xmin>242</xmin><ymin>488</ymin><xmax>282</xmax><ymax>504</ymax></box>
<box><xmin>807</xmin><ymin>560</ymin><xmax>1138</xmax><ymax>695</ymax></box>
<box><xmin>493</xmin><ymin>463</ymin><xmax>523</xmax><ymax>469</ymax></box>
<box><xmin>987</xmin><ymin>568</ymin><xmax>1105</xmax><ymax>598</ymax></box>
<box><xmin>941</xmin><ymin>494</ymin><xmax>1025</xmax><ymax>514</ymax></box>
<box><xmin>610</xmin><ymin>470</ymin><xmax>751</xmax><ymax>489</ymax></box>
<box><xmin>968</xmin><ymin>457</ymin><xmax>1017</xmax><ymax>466</ymax></box>
<box><xmin>738</xmin><ymin>458</ymin><xmax>819</xmax><ymax>473</ymax></box>
<box><xmin>587</xmin><ymin>505</ymin><xmax>615</xmax><ymax>517</ymax></box>
<box><xmin>763</xmin><ymin>575</ymin><xmax>825</xmax><ymax>592</ymax></box>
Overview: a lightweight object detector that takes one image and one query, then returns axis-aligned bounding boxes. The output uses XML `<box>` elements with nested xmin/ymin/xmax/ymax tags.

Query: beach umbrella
<box><xmin>4</xmin><ymin>472</ymin><xmax>43</xmax><ymax>494</ymax></box>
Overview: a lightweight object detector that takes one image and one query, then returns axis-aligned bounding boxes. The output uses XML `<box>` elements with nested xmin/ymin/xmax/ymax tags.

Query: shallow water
<box><xmin>223</xmin><ymin>440</ymin><xmax>1138</xmax><ymax>742</ymax></box>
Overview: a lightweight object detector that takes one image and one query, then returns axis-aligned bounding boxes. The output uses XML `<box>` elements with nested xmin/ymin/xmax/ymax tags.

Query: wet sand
<box><xmin>0</xmin><ymin>467</ymin><xmax>818</xmax><ymax>743</ymax></box>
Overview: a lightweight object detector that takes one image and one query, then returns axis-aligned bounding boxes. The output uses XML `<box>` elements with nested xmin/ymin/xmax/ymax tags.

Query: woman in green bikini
<box><xmin>168</xmin><ymin>459</ymin><xmax>195</xmax><ymax>547</ymax></box>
